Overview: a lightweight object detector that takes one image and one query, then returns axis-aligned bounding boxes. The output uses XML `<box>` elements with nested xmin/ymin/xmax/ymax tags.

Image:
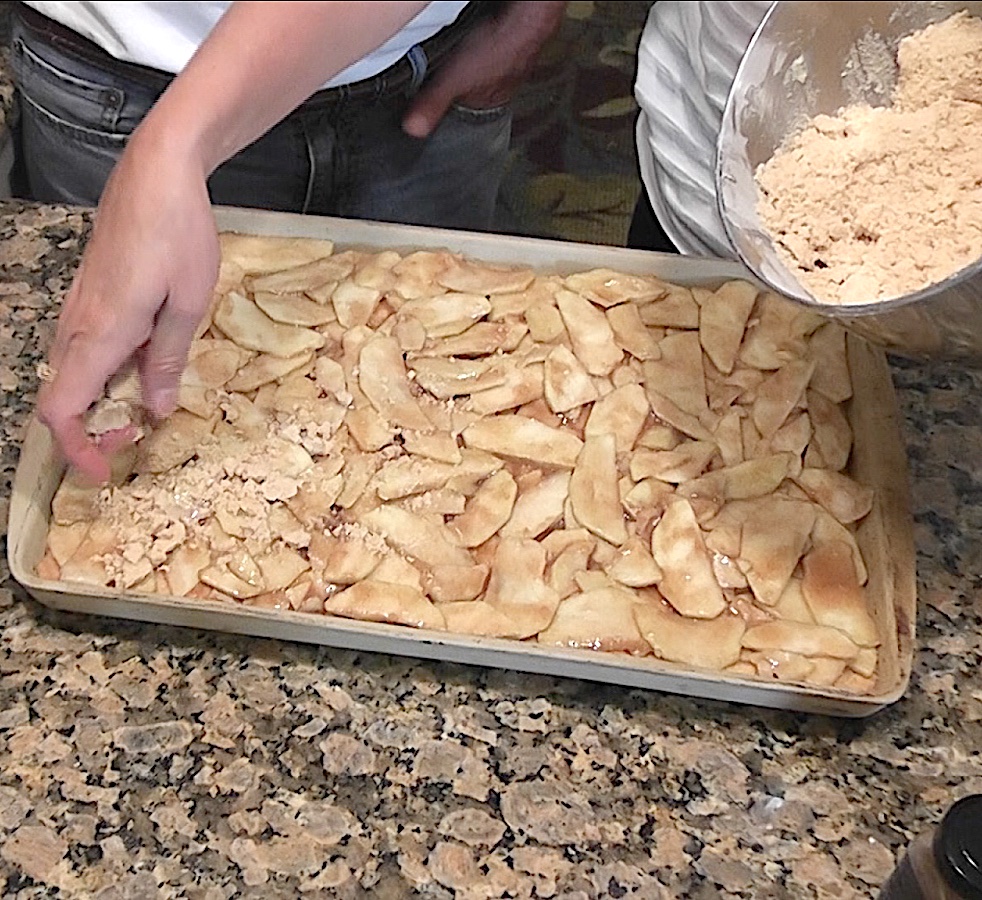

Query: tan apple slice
<box><xmin>636</xmin><ymin>424</ymin><xmax>681</xmax><ymax>451</ymax></box>
<box><xmin>643</xmin><ymin>385</ymin><xmax>714</xmax><ymax>442</ymax></box>
<box><xmin>807</xmin><ymin>323</ymin><xmax>853</xmax><ymax>403</ymax></box>
<box><xmin>115</xmin><ymin>556</ymin><xmax>151</xmax><ymax>593</ymax></box>
<box><xmin>253</xmin><ymin>290</ymin><xmax>339</xmax><ymax>327</ymax></box>
<box><xmin>742</xmin><ymin>620</ymin><xmax>860</xmax><ymax>661</ymax></box>
<box><xmin>811</xmin><ymin>509</ymin><xmax>868</xmax><ymax>585</ymax></box>
<box><xmin>806</xmin><ymin>390</ymin><xmax>853</xmax><ymax>472</ymax></box>
<box><xmin>752</xmin><ymin>359</ymin><xmax>815</xmax><ymax>440</ymax></box>
<box><xmin>397</xmin><ymin>488</ymin><xmax>466</xmax><ymax>517</ymax></box>
<box><xmin>409</xmin><ymin>356</ymin><xmax>508</xmax><ymax>399</ymax></box>
<box><xmin>737</xmin><ymin>497</ymin><xmax>815</xmax><ymax>606</ymax></box>
<box><xmin>272</xmin><ymin>371</ymin><xmax>320</xmax><ymax>410</ymax></box>
<box><xmin>353</xmin><ymin>250</ymin><xmax>401</xmax><ymax>292</ymax></box>
<box><xmin>801</xmin><ymin>541</ymin><xmax>878</xmax><ymax>648</ymax></box>
<box><xmin>324</xmin><ymin>580</ymin><xmax>446</xmax><ymax>630</ymax></box>
<box><xmin>543</xmin><ymin>345</ymin><xmax>600</xmax><ymax>414</ymax></box>
<box><xmin>51</xmin><ymin>473</ymin><xmax>102</xmax><ymax>525</ymax></box>
<box><xmin>437</xmin><ymin>257</ymin><xmax>535</xmax><ymax>295</ymax></box>
<box><xmin>200</xmin><ymin>563</ymin><xmax>264</xmax><ymax>600</ymax></box>
<box><xmin>225</xmin><ymin>350</ymin><xmax>313</xmax><ymax>393</ymax></box>
<box><xmin>415</xmin><ymin>321</ymin><xmax>529</xmax><ymax>358</ymax></box>
<box><xmin>219</xmin><ymin>232</ymin><xmax>334</xmax><ymax>275</ymax></box>
<box><xmin>423</xmin><ymin>563</ymin><xmax>489</xmax><ymax>602</ymax></box>
<box><xmin>335</xmin><ymin>452</ymin><xmax>380</xmax><ymax>510</ymax></box>
<box><xmin>745</xmin><ymin>650</ymin><xmax>816</xmax><ymax>683</ymax></box>
<box><xmin>437</xmin><ymin>601</ymin><xmax>512</xmax><ymax>638</ymax></box>
<box><xmin>634</xmin><ymin>596</ymin><xmax>745</xmax><ymax>670</ymax></box>
<box><xmin>467</xmin><ymin>363</ymin><xmax>544</xmax><ymax>416</ymax></box>
<box><xmin>389</xmin><ymin>250</ymin><xmax>454</xmax><ymax>300</ymax></box>
<box><xmin>163</xmin><ymin>543</ymin><xmax>212</xmax><ymax>597</ymax></box>
<box><xmin>401</xmin><ymin>430</ymin><xmax>462</xmax><ymax>465</ymax></box>
<box><xmin>57</xmin><ymin>520</ymin><xmax>117</xmax><ymax>586</ymax></box>
<box><xmin>369</xmin><ymin>554</ymin><xmax>424</xmax><ymax>591</ymax></box>
<box><xmin>398</xmin><ymin>293</ymin><xmax>492</xmax><ymax>339</ymax></box>
<box><xmin>450</xmin><ymin>469</ymin><xmax>518</xmax><ymax>547</ymax></box>
<box><xmin>358</xmin><ymin>335</ymin><xmax>433</xmax><ymax>432</ymax></box>
<box><xmin>538</xmin><ymin>587</ymin><xmax>650</xmax><ymax>654</ymax></box>
<box><xmin>793</xmin><ymin>468</ymin><xmax>874</xmax><ymax>525</ymax></box>
<box><xmin>806</xmin><ymin>657</ymin><xmax>849</xmax><ymax>686</ymax></box>
<box><xmin>242</xmin><ymin>252</ymin><xmax>342</xmax><ymax>293</ymax></box>
<box><xmin>569</xmin><ymin>434</ymin><xmax>627</xmax><ymax>546</ymax></box>
<box><xmin>214</xmin><ymin>292</ymin><xmax>325</xmax><ymax>357</ymax></box>
<box><xmin>606</xmin><ymin>535</ymin><xmax>663</xmax><ymax>588</ymax></box>
<box><xmin>698</xmin><ymin>280</ymin><xmax>758</xmax><ymax>375</ymax></box>
<box><xmin>443</xmin><ymin>449</ymin><xmax>504</xmax><ymax>496</ymax></box>
<box><xmin>834</xmin><ymin>669</ymin><xmax>877</xmax><ymax>694</ymax></box>
<box><xmin>740</xmin><ymin>295</ymin><xmax>823</xmax><ymax>370</ymax></box>
<box><xmin>713</xmin><ymin>409</ymin><xmax>745</xmax><ymax>467</ymax></box>
<box><xmin>345</xmin><ymin>405</ymin><xmax>397</xmax><ymax>453</ymax></box>
<box><xmin>326</xmin><ymin>280</ymin><xmax>379</xmax><ymax>329</ymax></box>
<box><xmin>620</xmin><ymin>477</ymin><xmax>675</xmax><ymax>521</ymax></box>
<box><xmin>500</xmin><ymin>472</ymin><xmax>570</xmax><ymax>540</ymax></box>
<box><xmin>637</xmin><ymin>284</ymin><xmax>700</xmax><ymax>328</ymax></box>
<box><xmin>525</xmin><ymin>300</ymin><xmax>565</xmax><ymax>343</ymax></box>
<box><xmin>46</xmin><ymin>521</ymin><xmax>91</xmax><ymax>566</ymax></box>
<box><xmin>850</xmin><ymin>647</ymin><xmax>879</xmax><ymax>678</ymax></box>
<box><xmin>563</xmin><ymin>268</ymin><xmax>667</xmax><ymax>307</ymax></box>
<box><xmin>462</xmin><ymin>415</ymin><xmax>583</xmax><ymax>470</ymax></box>
<box><xmin>183</xmin><ymin>341</ymin><xmax>252</xmax><ymax>390</ymax></box>
<box><xmin>583</xmin><ymin>383</ymin><xmax>648</xmax><ymax>454</ymax></box>
<box><xmin>135</xmin><ymin>410</ymin><xmax>217</xmax><ymax>475</ymax></box>
<box><xmin>642</xmin><ymin>332</ymin><xmax>709</xmax><ymax>420</ymax></box>
<box><xmin>547</xmin><ymin>540</ymin><xmax>595</xmax><ymax>599</ymax></box>
<box><xmin>677</xmin><ymin>453</ymin><xmax>795</xmax><ymax>505</ymax></box>
<box><xmin>307</xmin><ymin>528</ymin><xmax>384</xmax><ymax>584</ymax></box>
<box><xmin>630</xmin><ymin>441</ymin><xmax>717</xmax><ymax>484</ymax></box>
<box><xmin>539</xmin><ymin>527</ymin><xmax>595</xmax><ymax>558</ymax></box>
<box><xmin>555</xmin><ymin>289</ymin><xmax>623</xmax><ymax>376</ymax></box>
<box><xmin>773</xmin><ymin>577</ymin><xmax>816</xmax><ymax>625</ymax></box>
<box><xmin>650</xmin><ymin>498</ymin><xmax>726</xmax><ymax>618</ymax></box>
<box><xmin>368</xmin><ymin>456</ymin><xmax>457</xmax><ymax>501</ymax></box>
<box><xmin>256</xmin><ymin>544</ymin><xmax>311</xmax><ymax>592</ymax></box>
<box><xmin>605</xmin><ymin>301</ymin><xmax>662</xmax><ymax>361</ymax></box>
<box><xmin>481</xmin><ymin>537</ymin><xmax>561</xmax><ymax>637</ymax></box>
<box><xmin>359</xmin><ymin>505</ymin><xmax>471</xmax><ymax>568</ymax></box>
<box><xmin>766</xmin><ymin>411</ymin><xmax>812</xmax><ymax>459</ymax></box>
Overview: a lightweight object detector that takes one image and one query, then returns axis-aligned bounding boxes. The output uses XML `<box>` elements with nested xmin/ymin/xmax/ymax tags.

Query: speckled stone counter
<box><xmin>0</xmin><ymin>201</ymin><xmax>980</xmax><ymax>900</ymax></box>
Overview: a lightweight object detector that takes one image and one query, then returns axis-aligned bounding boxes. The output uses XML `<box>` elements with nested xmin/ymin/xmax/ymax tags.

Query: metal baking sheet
<box><xmin>7</xmin><ymin>208</ymin><xmax>917</xmax><ymax>716</ymax></box>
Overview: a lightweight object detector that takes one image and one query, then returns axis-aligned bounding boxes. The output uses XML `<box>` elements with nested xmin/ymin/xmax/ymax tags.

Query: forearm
<box><xmin>135</xmin><ymin>1</ymin><xmax>431</xmax><ymax>173</ymax></box>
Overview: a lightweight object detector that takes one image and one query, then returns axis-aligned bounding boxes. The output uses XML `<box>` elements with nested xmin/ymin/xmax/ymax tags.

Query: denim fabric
<box><xmin>9</xmin><ymin>15</ymin><xmax>512</xmax><ymax>231</ymax></box>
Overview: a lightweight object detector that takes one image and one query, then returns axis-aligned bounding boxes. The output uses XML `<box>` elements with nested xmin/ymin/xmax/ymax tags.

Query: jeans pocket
<box><xmin>11</xmin><ymin>30</ymin><xmax>133</xmax><ymax>145</ymax></box>
<box><xmin>448</xmin><ymin>101</ymin><xmax>512</xmax><ymax>123</ymax></box>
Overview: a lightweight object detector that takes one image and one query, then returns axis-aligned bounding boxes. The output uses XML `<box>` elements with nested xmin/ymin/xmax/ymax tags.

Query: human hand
<box><xmin>37</xmin><ymin>130</ymin><xmax>220</xmax><ymax>483</ymax></box>
<box><xmin>402</xmin><ymin>1</ymin><xmax>567</xmax><ymax>138</ymax></box>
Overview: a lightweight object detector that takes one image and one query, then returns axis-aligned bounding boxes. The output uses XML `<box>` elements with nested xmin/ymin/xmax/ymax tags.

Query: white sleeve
<box><xmin>634</xmin><ymin>1</ymin><xmax>773</xmax><ymax>258</ymax></box>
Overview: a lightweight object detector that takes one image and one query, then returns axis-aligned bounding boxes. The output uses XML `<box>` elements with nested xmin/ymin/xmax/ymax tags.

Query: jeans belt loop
<box><xmin>406</xmin><ymin>45</ymin><xmax>428</xmax><ymax>90</ymax></box>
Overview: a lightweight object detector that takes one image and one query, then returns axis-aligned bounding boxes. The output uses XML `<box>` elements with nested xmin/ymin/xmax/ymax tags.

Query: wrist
<box><xmin>129</xmin><ymin>94</ymin><xmax>225</xmax><ymax>180</ymax></box>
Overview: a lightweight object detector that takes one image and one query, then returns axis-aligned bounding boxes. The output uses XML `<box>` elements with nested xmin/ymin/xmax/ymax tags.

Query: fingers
<box><xmin>139</xmin><ymin>286</ymin><xmax>207</xmax><ymax>420</ymax></box>
<box><xmin>402</xmin><ymin>73</ymin><xmax>456</xmax><ymax>138</ymax></box>
<box><xmin>38</xmin><ymin>329</ymin><xmax>139</xmax><ymax>482</ymax></box>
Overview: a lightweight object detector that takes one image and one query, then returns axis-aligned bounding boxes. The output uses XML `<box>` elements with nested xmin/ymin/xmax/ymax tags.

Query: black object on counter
<box><xmin>878</xmin><ymin>795</ymin><xmax>982</xmax><ymax>899</ymax></box>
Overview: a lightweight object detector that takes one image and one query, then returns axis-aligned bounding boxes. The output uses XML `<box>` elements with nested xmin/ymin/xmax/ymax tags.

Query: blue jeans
<box><xmin>9</xmin><ymin>6</ymin><xmax>512</xmax><ymax>231</ymax></box>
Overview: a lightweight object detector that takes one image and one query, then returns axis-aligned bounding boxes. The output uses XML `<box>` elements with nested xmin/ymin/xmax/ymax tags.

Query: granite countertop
<box><xmin>0</xmin><ymin>201</ymin><xmax>980</xmax><ymax>900</ymax></box>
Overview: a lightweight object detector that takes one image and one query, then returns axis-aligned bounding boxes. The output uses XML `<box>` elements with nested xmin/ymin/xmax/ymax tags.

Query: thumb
<box><xmin>139</xmin><ymin>289</ymin><xmax>203</xmax><ymax>420</ymax></box>
<box><xmin>403</xmin><ymin>76</ymin><xmax>456</xmax><ymax>139</ymax></box>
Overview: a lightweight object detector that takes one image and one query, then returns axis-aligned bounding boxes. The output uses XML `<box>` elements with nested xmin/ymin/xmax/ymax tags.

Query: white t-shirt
<box><xmin>26</xmin><ymin>1</ymin><xmax>470</xmax><ymax>88</ymax></box>
<box><xmin>634</xmin><ymin>1</ymin><xmax>772</xmax><ymax>258</ymax></box>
